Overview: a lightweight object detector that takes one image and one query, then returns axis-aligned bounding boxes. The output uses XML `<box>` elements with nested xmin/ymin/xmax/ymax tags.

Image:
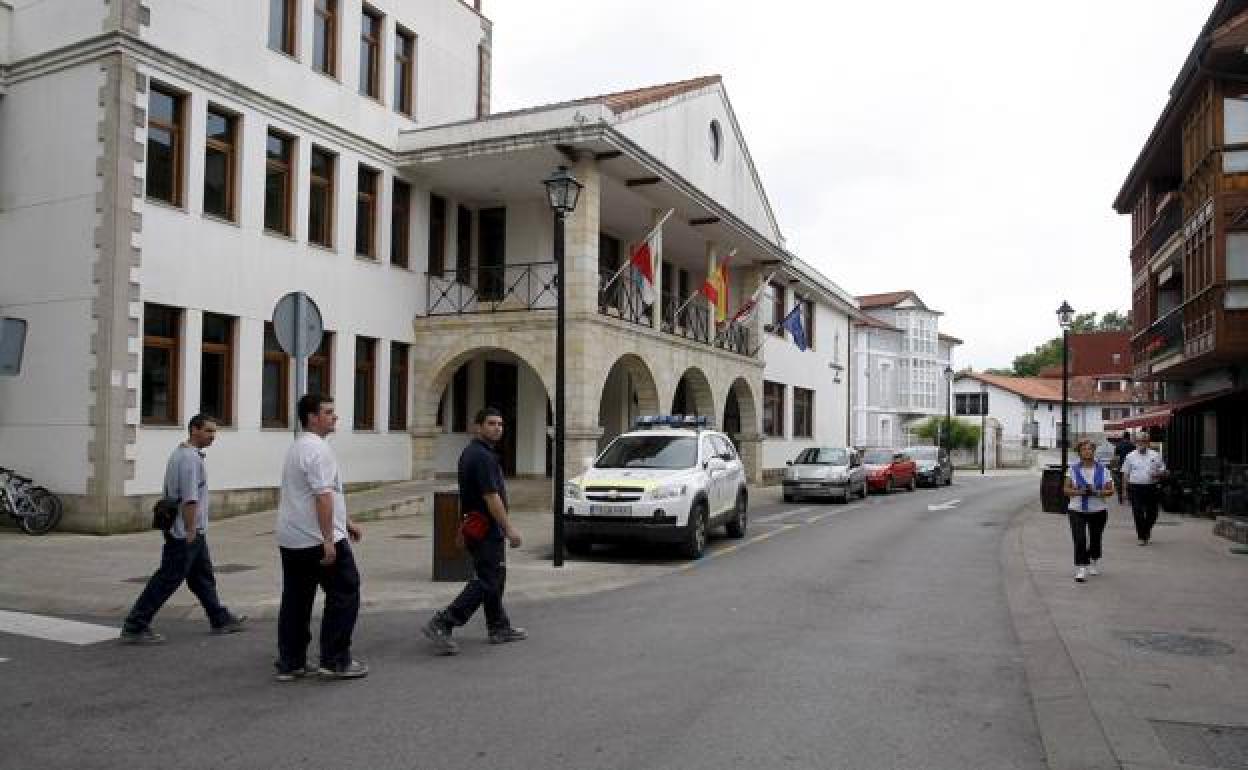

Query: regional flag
<box><xmin>701</xmin><ymin>252</ymin><xmax>730</xmax><ymax>324</ymax></box>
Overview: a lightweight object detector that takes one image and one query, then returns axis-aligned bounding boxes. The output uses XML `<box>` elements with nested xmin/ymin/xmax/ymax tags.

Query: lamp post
<box><xmin>542</xmin><ymin>165</ymin><xmax>582</xmax><ymax>569</ymax></box>
<box><xmin>943</xmin><ymin>364</ymin><xmax>953</xmax><ymax>453</ymax></box>
<box><xmin>1057</xmin><ymin>300</ymin><xmax>1075</xmax><ymax>472</ymax></box>
<box><xmin>980</xmin><ymin>384</ymin><xmax>988</xmax><ymax>475</ymax></box>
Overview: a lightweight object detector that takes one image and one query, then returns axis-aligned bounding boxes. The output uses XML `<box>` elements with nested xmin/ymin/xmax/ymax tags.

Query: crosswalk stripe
<box><xmin>0</xmin><ymin>610</ymin><xmax>118</xmax><ymax>645</ymax></box>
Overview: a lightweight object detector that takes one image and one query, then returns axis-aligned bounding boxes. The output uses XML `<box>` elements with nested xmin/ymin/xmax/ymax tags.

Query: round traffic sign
<box><xmin>272</xmin><ymin>291</ymin><xmax>324</xmax><ymax>359</ymax></box>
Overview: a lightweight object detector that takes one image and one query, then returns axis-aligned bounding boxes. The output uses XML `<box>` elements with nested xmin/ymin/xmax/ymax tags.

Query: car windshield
<box><xmin>907</xmin><ymin>448</ymin><xmax>938</xmax><ymax>462</ymax></box>
<box><xmin>596</xmin><ymin>435</ymin><xmax>698</xmax><ymax>470</ymax></box>
<box><xmin>862</xmin><ymin>449</ymin><xmax>895</xmax><ymax>464</ymax></box>
<box><xmin>794</xmin><ymin>448</ymin><xmax>849</xmax><ymax>465</ymax></box>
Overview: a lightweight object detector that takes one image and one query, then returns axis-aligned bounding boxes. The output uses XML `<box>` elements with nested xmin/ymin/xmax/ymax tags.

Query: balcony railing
<box><xmin>1141</xmin><ymin>306</ymin><xmax>1184</xmax><ymax>360</ymax></box>
<box><xmin>598</xmin><ymin>269</ymin><xmax>653</xmax><ymax>326</ymax></box>
<box><xmin>1149</xmin><ymin>198</ymin><xmax>1183</xmax><ymax>256</ymax></box>
<box><xmin>426</xmin><ymin>262</ymin><xmax>557</xmax><ymax>315</ymax></box>
<box><xmin>598</xmin><ymin>272</ymin><xmax>754</xmax><ymax>356</ymax></box>
<box><xmin>662</xmin><ymin>294</ymin><xmax>712</xmax><ymax>344</ymax></box>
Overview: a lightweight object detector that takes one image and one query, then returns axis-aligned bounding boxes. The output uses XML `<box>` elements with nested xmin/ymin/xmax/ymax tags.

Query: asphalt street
<box><xmin>1</xmin><ymin>475</ymin><xmax>1045</xmax><ymax>770</ymax></box>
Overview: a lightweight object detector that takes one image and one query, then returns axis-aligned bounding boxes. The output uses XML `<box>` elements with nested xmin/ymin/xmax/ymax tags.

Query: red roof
<box><xmin>959</xmin><ymin>372</ymin><xmax>1150</xmax><ymax>404</ymax></box>
<box><xmin>856</xmin><ymin>290</ymin><xmax>923</xmax><ymax>309</ymax></box>
<box><xmin>482</xmin><ymin>75</ymin><xmax>723</xmax><ymax>122</ymax></box>
<box><xmin>1066</xmin><ymin>331</ymin><xmax>1132</xmax><ymax>376</ymax></box>
<box><xmin>853</xmin><ymin>316</ymin><xmax>902</xmax><ymax>332</ymax></box>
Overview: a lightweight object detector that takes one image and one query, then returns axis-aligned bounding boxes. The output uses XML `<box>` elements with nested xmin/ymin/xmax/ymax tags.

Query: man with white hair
<box><xmin>1120</xmin><ymin>431</ymin><xmax>1167</xmax><ymax>545</ymax></box>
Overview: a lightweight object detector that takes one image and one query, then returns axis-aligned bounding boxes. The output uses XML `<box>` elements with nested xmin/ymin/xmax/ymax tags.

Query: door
<box><xmin>484</xmin><ymin>360</ymin><xmax>518</xmax><ymax>476</ymax></box>
<box><xmin>478</xmin><ymin>207</ymin><xmax>506</xmax><ymax>302</ymax></box>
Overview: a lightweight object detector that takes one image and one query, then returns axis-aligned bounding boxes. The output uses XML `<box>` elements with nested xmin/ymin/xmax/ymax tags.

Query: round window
<box><xmin>709</xmin><ymin>119</ymin><xmax>723</xmax><ymax>162</ymax></box>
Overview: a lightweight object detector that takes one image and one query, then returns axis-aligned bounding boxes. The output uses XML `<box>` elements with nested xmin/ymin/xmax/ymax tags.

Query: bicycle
<box><xmin>0</xmin><ymin>466</ymin><xmax>64</xmax><ymax>535</ymax></box>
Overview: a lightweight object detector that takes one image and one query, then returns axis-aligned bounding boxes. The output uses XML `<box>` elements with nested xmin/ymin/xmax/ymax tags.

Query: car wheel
<box><xmin>907</xmin><ymin>475</ymin><xmax>917</xmax><ymax>492</ymax></box>
<box><xmin>681</xmin><ymin>503</ymin><xmax>709</xmax><ymax>559</ymax></box>
<box><xmin>565</xmin><ymin>539</ymin><xmax>592</xmax><ymax>556</ymax></box>
<box><xmin>726</xmin><ymin>492</ymin><xmax>748</xmax><ymax>538</ymax></box>
<box><xmin>858</xmin><ymin>481</ymin><xmax>867</xmax><ymax>499</ymax></box>
<box><xmin>944</xmin><ymin>472</ymin><xmax>953</xmax><ymax>486</ymax></box>
<box><xmin>886</xmin><ymin>476</ymin><xmax>895</xmax><ymax>494</ymax></box>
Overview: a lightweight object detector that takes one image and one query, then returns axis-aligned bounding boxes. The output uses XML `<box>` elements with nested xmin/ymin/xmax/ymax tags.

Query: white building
<box><xmin>849</xmin><ymin>291</ymin><xmax>960</xmax><ymax>447</ymax></box>
<box><xmin>0</xmin><ymin>0</ymin><xmax>857</xmax><ymax>532</ymax></box>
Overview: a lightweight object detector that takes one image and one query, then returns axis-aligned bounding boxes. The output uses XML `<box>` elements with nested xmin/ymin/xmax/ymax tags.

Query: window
<box><xmin>800</xmin><ymin>298</ymin><xmax>815</xmax><ymax>349</ymax></box>
<box><xmin>709</xmin><ymin>119</ymin><xmax>723</xmax><ymax>162</ymax></box>
<box><xmin>201</xmin><ymin>313</ymin><xmax>235</xmax><ymax>425</ymax></box>
<box><xmin>456</xmin><ymin>204</ymin><xmax>472</xmax><ymax>283</ymax></box>
<box><xmin>355</xmin><ymin>166</ymin><xmax>379</xmax><ymax>257</ymax></box>
<box><xmin>313</xmin><ymin>0</ymin><xmax>337</xmax><ymax>76</ymax></box>
<box><xmin>354</xmin><ymin>336</ymin><xmax>376</xmax><ymax>430</ymax></box>
<box><xmin>264</xmin><ymin>130</ymin><xmax>294</xmax><ymax>235</ymax></box>
<box><xmin>268</xmin><ymin>0</ymin><xmax>297</xmax><ymax>56</ymax></box>
<box><xmin>1102</xmin><ymin>407</ymin><xmax>1129</xmax><ymax>421</ymax></box>
<box><xmin>451</xmin><ymin>364</ymin><xmax>469</xmax><ymax>432</ymax></box>
<box><xmin>793</xmin><ymin>387</ymin><xmax>814</xmax><ymax>438</ymax></box>
<box><xmin>389</xmin><ymin>341</ymin><xmax>409</xmax><ymax>431</ymax></box>
<box><xmin>763</xmin><ymin>381</ymin><xmax>785</xmax><ymax>437</ymax></box>
<box><xmin>955</xmin><ymin>392</ymin><xmax>988</xmax><ymax>416</ymax></box>
<box><xmin>262</xmin><ymin>322</ymin><xmax>290</xmax><ymax>428</ymax></box>
<box><xmin>203</xmin><ymin>106</ymin><xmax>238</xmax><ymax>220</ymax></box>
<box><xmin>391</xmin><ymin>178</ymin><xmax>410</xmax><ymax>267</ymax></box>
<box><xmin>428</xmin><ymin>194</ymin><xmax>447</xmax><ymax>276</ymax></box>
<box><xmin>1098</xmin><ymin>379</ymin><xmax>1124</xmax><ymax>392</ymax></box>
<box><xmin>146</xmin><ymin>85</ymin><xmax>185</xmax><ymax>205</ymax></box>
<box><xmin>359</xmin><ymin>7</ymin><xmax>382</xmax><ymax>99</ymax></box>
<box><xmin>394</xmin><ymin>27</ymin><xmax>415</xmax><ymax>116</ymax></box>
<box><xmin>308</xmin><ymin>146</ymin><xmax>336</xmax><ymax>248</ymax></box>
<box><xmin>308</xmin><ymin>332</ymin><xmax>333</xmax><ymax>397</ymax></box>
<box><xmin>141</xmin><ymin>304</ymin><xmax>181</xmax><ymax>425</ymax></box>
<box><xmin>769</xmin><ymin>281</ymin><xmax>785</xmax><ymax>336</ymax></box>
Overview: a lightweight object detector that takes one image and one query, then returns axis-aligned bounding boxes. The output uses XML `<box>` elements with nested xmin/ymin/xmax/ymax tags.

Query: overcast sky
<box><xmin>483</xmin><ymin>0</ymin><xmax>1211</xmax><ymax>371</ymax></box>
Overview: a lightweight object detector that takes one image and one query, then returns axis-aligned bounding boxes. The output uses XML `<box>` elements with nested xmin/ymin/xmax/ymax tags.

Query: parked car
<box><xmin>862</xmin><ymin>448</ymin><xmax>917</xmax><ymax>493</ymax></box>
<box><xmin>782</xmin><ymin>447</ymin><xmax>868</xmax><ymax>503</ymax></box>
<box><xmin>905</xmin><ymin>446</ymin><xmax>953</xmax><ymax>487</ymax></box>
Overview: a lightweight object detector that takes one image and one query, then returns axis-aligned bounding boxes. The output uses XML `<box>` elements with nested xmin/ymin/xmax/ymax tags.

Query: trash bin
<box><xmin>1040</xmin><ymin>464</ymin><xmax>1068</xmax><ymax>514</ymax></box>
<box><xmin>432</xmin><ymin>490</ymin><xmax>472</xmax><ymax>582</ymax></box>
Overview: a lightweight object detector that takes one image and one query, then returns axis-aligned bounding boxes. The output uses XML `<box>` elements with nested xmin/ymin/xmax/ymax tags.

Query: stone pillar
<box><xmin>562</xmin><ymin>153</ymin><xmax>604</xmax><ymax>480</ymax></box>
<box><xmin>563</xmin><ymin>154</ymin><xmax>600</xmax><ymax>317</ymax></box>
<box><xmin>410</xmin><ymin>420</ymin><xmax>438</xmax><ymax>481</ymax></box>
<box><xmin>650</xmin><ymin>208</ymin><xmax>664</xmax><ymax>332</ymax></box>
<box><xmin>737</xmin><ymin>432</ymin><xmax>763</xmax><ymax>484</ymax></box>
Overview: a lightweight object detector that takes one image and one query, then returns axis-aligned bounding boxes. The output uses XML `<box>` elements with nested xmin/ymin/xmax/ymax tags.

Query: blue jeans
<box><xmin>277</xmin><ymin>539</ymin><xmax>361</xmax><ymax>671</ymax></box>
<box><xmin>443</xmin><ymin>537</ymin><xmax>510</xmax><ymax>632</ymax></box>
<box><xmin>124</xmin><ymin>532</ymin><xmax>231</xmax><ymax>632</ymax></box>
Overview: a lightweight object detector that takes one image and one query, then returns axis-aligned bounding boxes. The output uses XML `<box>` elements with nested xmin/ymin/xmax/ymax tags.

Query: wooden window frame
<box><xmin>388</xmin><ymin>341</ymin><xmax>409</xmax><ymax>431</ymax></box>
<box><xmin>354</xmin><ymin>336</ymin><xmax>377</xmax><ymax>431</ymax></box>
<box><xmin>793</xmin><ymin>386</ymin><xmax>814</xmax><ymax>438</ymax></box>
<box><xmin>313</xmin><ymin>0</ymin><xmax>338</xmax><ymax>77</ymax></box>
<box><xmin>200</xmin><ymin>312</ymin><xmax>236</xmax><ymax>426</ymax></box>
<box><xmin>394</xmin><ymin>27</ymin><xmax>415</xmax><ymax>116</ymax></box>
<box><xmin>308</xmin><ymin>332</ymin><xmax>334</xmax><ymax>398</ymax></box>
<box><xmin>391</xmin><ymin>178</ymin><xmax>411</xmax><ymax>267</ymax></box>
<box><xmin>264</xmin><ymin>129</ymin><xmax>295</xmax><ymax>236</ymax></box>
<box><xmin>141</xmin><ymin>304</ymin><xmax>182</xmax><ymax>426</ymax></box>
<box><xmin>355</xmin><ymin>165</ymin><xmax>379</xmax><ymax>258</ymax></box>
<box><xmin>269</xmin><ymin>0</ymin><xmax>298</xmax><ymax>56</ymax></box>
<box><xmin>308</xmin><ymin>145</ymin><xmax>336</xmax><ymax>248</ymax></box>
<box><xmin>203</xmin><ymin>105</ymin><xmax>239</xmax><ymax>221</ymax></box>
<box><xmin>359</xmin><ymin>6</ymin><xmax>383</xmax><ymax>99</ymax></box>
<box><xmin>763</xmin><ymin>380</ymin><xmax>785</xmax><ymax>438</ymax></box>
<box><xmin>262</xmin><ymin>322</ymin><xmax>291</xmax><ymax>429</ymax></box>
<box><xmin>428</xmin><ymin>193</ymin><xmax>447</xmax><ymax>276</ymax></box>
<box><xmin>801</xmin><ymin>298</ymin><xmax>815</xmax><ymax>349</ymax></box>
<box><xmin>769</xmin><ymin>281</ymin><xmax>785</xmax><ymax>337</ymax></box>
<box><xmin>146</xmin><ymin>84</ymin><xmax>186</xmax><ymax>206</ymax></box>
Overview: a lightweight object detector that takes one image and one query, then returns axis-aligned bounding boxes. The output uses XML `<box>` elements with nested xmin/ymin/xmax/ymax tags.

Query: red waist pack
<box><xmin>460</xmin><ymin>510</ymin><xmax>491</xmax><ymax>542</ymax></box>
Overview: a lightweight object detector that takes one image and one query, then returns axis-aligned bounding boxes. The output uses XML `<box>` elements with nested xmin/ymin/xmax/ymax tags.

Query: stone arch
<box><xmin>670</xmin><ymin>366</ymin><xmax>717</xmax><ymax>426</ymax></box>
<box><xmin>723</xmin><ymin>377</ymin><xmax>759</xmax><ymax>440</ymax></box>
<box><xmin>596</xmin><ymin>353</ymin><xmax>661</xmax><ymax>450</ymax></box>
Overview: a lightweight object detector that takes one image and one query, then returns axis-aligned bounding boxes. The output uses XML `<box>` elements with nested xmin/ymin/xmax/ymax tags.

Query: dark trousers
<box><xmin>1068</xmin><ymin>510</ymin><xmax>1108</xmax><ymax>566</ymax></box>
<box><xmin>277</xmin><ymin>539</ymin><xmax>360</xmax><ymax>670</ymax></box>
<box><xmin>1111</xmin><ymin>470</ymin><xmax>1125</xmax><ymax>503</ymax></box>
<box><xmin>124</xmin><ymin>533</ymin><xmax>230</xmax><ymax>632</ymax></box>
<box><xmin>1129</xmin><ymin>483</ymin><xmax>1160</xmax><ymax>541</ymax></box>
<box><xmin>443</xmin><ymin>537</ymin><xmax>510</xmax><ymax>632</ymax></box>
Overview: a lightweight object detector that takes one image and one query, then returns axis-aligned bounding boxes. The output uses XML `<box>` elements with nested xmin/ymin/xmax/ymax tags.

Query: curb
<box><xmin>1001</xmin><ymin>505</ymin><xmax>1121</xmax><ymax>770</ymax></box>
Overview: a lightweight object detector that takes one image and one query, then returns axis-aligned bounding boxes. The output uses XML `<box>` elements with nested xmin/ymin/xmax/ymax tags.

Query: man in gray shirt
<box><xmin>120</xmin><ymin>414</ymin><xmax>246</xmax><ymax>644</ymax></box>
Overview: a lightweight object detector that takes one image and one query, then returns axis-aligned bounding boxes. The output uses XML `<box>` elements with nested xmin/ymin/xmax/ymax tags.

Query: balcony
<box><xmin>598</xmin><ymin>270</ymin><xmax>753</xmax><ymax>356</ymax></box>
<box><xmin>426</xmin><ymin>262</ymin><xmax>556</xmax><ymax>315</ymax></box>
<box><xmin>1139</xmin><ymin>306</ymin><xmax>1185</xmax><ymax>368</ymax></box>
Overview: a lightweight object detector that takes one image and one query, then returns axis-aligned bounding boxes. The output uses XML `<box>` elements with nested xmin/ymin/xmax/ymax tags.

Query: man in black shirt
<box><xmin>1111</xmin><ymin>431</ymin><xmax>1134</xmax><ymax>504</ymax></box>
<box><xmin>422</xmin><ymin>407</ymin><xmax>525</xmax><ymax>654</ymax></box>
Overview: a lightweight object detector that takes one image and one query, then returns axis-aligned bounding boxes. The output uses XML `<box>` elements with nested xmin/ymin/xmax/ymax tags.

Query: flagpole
<box><xmin>599</xmin><ymin>208</ymin><xmax>676</xmax><ymax>294</ymax></box>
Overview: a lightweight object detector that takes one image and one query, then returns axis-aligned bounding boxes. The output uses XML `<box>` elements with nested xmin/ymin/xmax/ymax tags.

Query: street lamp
<box><xmin>1057</xmin><ymin>300</ymin><xmax>1074</xmax><ymax>472</ymax></box>
<box><xmin>543</xmin><ymin>165</ymin><xmax>582</xmax><ymax>569</ymax></box>
<box><xmin>980</xmin><ymin>383</ymin><xmax>988</xmax><ymax>475</ymax></box>
<box><xmin>943</xmin><ymin>364</ymin><xmax>953</xmax><ymax>453</ymax></box>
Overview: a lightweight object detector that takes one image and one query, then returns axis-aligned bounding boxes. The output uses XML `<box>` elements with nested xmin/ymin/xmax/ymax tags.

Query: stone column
<box><xmin>737</xmin><ymin>432</ymin><xmax>763</xmax><ymax>484</ymax></box>
<box><xmin>561</xmin><ymin>153</ymin><xmax>604</xmax><ymax>480</ymax></box>
<box><xmin>650</xmin><ymin>208</ymin><xmax>664</xmax><ymax>332</ymax></box>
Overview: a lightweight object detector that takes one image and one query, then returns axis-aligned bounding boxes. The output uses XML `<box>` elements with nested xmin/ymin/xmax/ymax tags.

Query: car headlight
<box><xmin>564</xmin><ymin>483</ymin><xmax>583</xmax><ymax>500</ymax></box>
<box><xmin>649</xmin><ymin>483</ymin><xmax>687</xmax><ymax>501</ymax></box>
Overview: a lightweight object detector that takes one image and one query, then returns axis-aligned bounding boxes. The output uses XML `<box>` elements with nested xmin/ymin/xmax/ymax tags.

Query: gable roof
<box><xmin>958</xmin><ymin>372</ymin><xmax>1151</xmax><ymax>405</ymax></box>
<box><xmin>855</xmin><ymin>290</ymin><xmax>941</xmax><ymax>314</ymax></box>
<box><xmin>478</xmin><ymin>75</ymin><xmax>724</xmax><ymax>123</ymax></box>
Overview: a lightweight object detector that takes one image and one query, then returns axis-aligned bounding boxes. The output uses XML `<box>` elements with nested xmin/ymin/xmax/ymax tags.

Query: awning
<box><xmin>1104</xmin><ymin>389</ymin><xmax>1235</xmax><ymax>432</ymax></box>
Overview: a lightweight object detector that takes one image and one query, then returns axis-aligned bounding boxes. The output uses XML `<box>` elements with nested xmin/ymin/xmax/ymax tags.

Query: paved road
<box><xmin>1</xmin><ymin>475</ymin><xmax>1046</xmax><ymax>770</ymax></box>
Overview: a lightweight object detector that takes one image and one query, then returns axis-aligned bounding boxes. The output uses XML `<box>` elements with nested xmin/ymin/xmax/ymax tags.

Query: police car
<box><xmin>563</xmin><ymin>415</ymin><xmax>749</xmax><ymax>559</ymax></box>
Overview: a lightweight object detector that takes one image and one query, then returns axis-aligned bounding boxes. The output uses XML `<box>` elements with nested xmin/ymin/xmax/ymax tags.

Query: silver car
<box><xmin>782</xmin><ymin>447</ymin><xmax>868</xmax><ymax>503</ymax></box>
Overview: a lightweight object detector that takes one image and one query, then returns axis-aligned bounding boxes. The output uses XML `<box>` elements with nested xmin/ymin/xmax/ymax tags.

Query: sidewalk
<box><xmin>0</xmin><ymin>482</ymin><xmax>705</xmax><ymax>622</ymax></box>
<box><xmin>1004</xmin><ymin>498</ymin><xmax>1248</xmax><ymax>770</ymax></box>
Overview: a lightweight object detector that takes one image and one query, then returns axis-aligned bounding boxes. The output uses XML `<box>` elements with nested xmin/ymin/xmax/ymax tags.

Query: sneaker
<box><xmin>119</xmin><ymin>628</ymin><xmax>166</xmax><ymax>645</ymax></box>
<box><xmin>421</xmin><ymin>616</ymin><xmax>460</xmax><ymax>655</ymax></box>
<box><xmin>211</xmin><ymin>614</ymin><xmax>248</xmax><ymax>635</ymax></box>
<box><xmin>318</xmin><ymin>659</ymin><xmax>369</xmax><ymax>680</ymax></box>
<box><xmin>1074</xmin><ymin>567</ymin><xmax>1088</xmax><ymax>583</ymax></box>
<box><xmin>488</xmin><ymin>627</ymin><xmax>528</xmax><ymax>645</ymax></box>
<box><xmin>1088</xmin><ymin>561</ymin><xmax>1100</xmax><ymax>576</ymax></box>
<box><xmin>273</xmin><ymin>664</ymin><xmax>318</xmax><ymax>682</ymax></box>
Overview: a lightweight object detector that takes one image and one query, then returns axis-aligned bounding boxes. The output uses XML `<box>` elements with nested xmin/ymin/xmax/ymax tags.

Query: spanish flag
<box><xmin>702</xmin><ymin>250</ymin><xmax>731</xmax><ymax>324</ymax></box>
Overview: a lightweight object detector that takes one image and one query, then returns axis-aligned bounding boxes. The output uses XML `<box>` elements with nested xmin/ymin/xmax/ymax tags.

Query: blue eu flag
<box><xmin>780</xmin><ymin>306</ymin><xmax>808</xmax><ymax>351</ymax></box>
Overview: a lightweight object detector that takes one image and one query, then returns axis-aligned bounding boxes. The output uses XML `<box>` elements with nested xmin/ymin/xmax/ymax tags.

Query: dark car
<box><xmin>862</xmin><ymin>448</ymin><xmax>917</xmax><ymax>493</ymax></box>
<box><xmin>904</xmin><ymin>446</ymin><xmax>953</xmax><ymax>487</ymax></box>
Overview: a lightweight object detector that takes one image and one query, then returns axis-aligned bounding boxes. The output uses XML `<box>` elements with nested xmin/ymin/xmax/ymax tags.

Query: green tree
<box><xmin>912</xmin><ymin>417</ymin><xmax>981</xmax><ymax>450</ymax></box>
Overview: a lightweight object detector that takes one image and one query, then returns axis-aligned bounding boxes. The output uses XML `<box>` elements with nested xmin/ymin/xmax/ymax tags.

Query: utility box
<box><xmin>1040</xmin><ymin>464</ymin><xmax>1068</xmax><ymax>514</ymax></box>
<box><xmin>432</xmin><ymin>490</ymin><xmax>472</xmax><ymax>582</ymax></box>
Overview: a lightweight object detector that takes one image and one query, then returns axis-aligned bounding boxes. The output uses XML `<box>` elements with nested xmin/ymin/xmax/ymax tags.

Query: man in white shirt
<box><xmin>1120</xmin><ymin>431</ymin><xmax>1167</xmax><ymax>545</ymax></box>
<box><xmin>274</xmin><ymin>393</ymin><xmax>366</xmax><ymax>681</ymax></box>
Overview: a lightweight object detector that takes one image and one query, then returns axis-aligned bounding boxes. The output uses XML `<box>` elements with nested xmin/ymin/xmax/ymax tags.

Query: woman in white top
<box><xmin>1062</xmin><ymin>439</ymin><xmax>1115</xmax><ymax>583</ymax></box>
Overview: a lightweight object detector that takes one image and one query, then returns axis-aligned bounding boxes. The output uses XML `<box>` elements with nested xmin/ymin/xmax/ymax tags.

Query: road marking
<box><xmin>757</xmin><ymin>505</ymin><xmax>815</xmax><ymax>523</ymax></box>
<box><xmin>0</xmin><ymin>657</ymin><xmax>9</xmax><ymax>663</ymax></box>
<box><xmin>0</xmin><ymin>610</ymin><xmax>118</xmax><ymax>645</ymax></box>
<box><xmin>927</xmin><ymin>499</ymin><xmax>962</xmax><ymax>511</ymax></box>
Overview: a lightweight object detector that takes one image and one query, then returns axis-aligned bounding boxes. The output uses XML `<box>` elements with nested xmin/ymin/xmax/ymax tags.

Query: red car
<box><xmin>862</xmin><ymin>448</ymin><xmax>917</xmax><ymax>493</ymax></box>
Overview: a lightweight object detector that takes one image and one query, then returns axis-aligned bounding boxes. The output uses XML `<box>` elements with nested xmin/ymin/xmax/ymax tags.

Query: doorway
<box><xmin>478</xmin><ymin>207</ymin><xmax>505</xmax><ymax>302</ymax></box>
<box><xmin>484</xmin><ymin>360</ymin><xmax>518</xmax><ymax>475</ymax></box>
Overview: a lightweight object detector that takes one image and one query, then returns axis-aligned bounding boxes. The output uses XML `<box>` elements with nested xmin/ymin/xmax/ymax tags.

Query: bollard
<box><xmin>1040</xmin><ymin>464</ymin><xmax>1068</xmax><ymax>514</ymax></box>
<box><xmin>432</xmin><ymin>490</ymin><xmax>472</xmax><ymax>581</ymax></box>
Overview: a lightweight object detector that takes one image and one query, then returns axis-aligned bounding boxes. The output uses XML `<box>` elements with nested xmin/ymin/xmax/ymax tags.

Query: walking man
<box><xmin>274</xmin><ymin>393</ymin><xmax>366</xmax><ymax>681</ymax></box>
<box><xmin>1111</xmin><ymin>430</ymin><xmax>1134</xmax><ymax>504</ymax></box>
<box><xmin>120</xmin><ymin>414</ymin><xmax>246</xmax><ymax>644</ymax></box>
<box><xmin>423</xmin><ymin>407</ymin><xmax>526</xmax><ymax>654</ymax></box>
<box><xmin>1122</xmin><ymin>431</ymin><xmax>1167</xmax><ymax>545</ymax></box>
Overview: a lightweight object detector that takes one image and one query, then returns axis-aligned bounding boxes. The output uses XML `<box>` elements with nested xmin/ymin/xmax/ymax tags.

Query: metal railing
<box><xmin>1149</xmin><ymin>198</ymin><xmax>1183</xmax><ymax>256</ymax></box>
<box><xmin>1142</xmin><ymin>306</ymin><xmax>1184</xmax><ymax>359</ymax></box>
<box><xmin>662</xmin><ymin>295</ymin><xmax>712</xmax><ymax>344</ymax></box>
<box><xmin>426</xmin><ymin>262</ymin><xmax>557</xmax><ymax>315</ymax></box>
<box><xmin>598</xmin><ymin>269</ymin><xmax>652</xmax><ymax>327</ymax></box>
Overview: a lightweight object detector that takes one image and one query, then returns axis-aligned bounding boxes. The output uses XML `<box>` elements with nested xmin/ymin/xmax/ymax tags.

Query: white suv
<box><xmin>563</xmin><ymin>418</ymin><xmax>749</xmax><ymax>558</ymax></box>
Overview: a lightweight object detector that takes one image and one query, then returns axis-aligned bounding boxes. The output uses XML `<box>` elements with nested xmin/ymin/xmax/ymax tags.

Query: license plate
<box><xmin>588</xmin><ymin>504</ymin><xmax>631</xmax><ymax>515</ymax></box>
